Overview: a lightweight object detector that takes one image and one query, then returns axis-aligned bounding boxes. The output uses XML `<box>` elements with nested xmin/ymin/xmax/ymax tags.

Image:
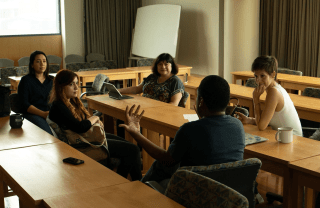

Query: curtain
<box><xmin>84</xmin><ymin>0</ymin><xmax>141</xmax><ymax>68</ymax></box>
<box><xmin>260</xmin><ymin>0</ymin><xmax>320</xmax><ymax>77</ymax></box>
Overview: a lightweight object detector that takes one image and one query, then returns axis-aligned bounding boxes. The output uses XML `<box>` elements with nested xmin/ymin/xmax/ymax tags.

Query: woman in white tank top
<box><xmin>236</xmin><ymin>56</ymin><xmax>303</xmax><ymax>136</ymax></box>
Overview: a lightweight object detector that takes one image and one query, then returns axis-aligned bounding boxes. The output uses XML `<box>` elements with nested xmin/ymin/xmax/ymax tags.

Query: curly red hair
<box><xmin>49</xmin><ymin>69</ymin><xmax>90</xmax><ymax>121</ymax></box>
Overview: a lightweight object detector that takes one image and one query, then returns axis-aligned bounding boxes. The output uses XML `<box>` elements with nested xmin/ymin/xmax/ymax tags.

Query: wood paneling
<box><xmin>0</xmin><ymin>35</ymin><xmax>63</xmax><ymax>66</ymax></box>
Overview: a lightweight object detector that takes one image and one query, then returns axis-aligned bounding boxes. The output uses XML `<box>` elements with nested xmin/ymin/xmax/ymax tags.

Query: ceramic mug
<box><xmin>10</xmin><ymin>113</ymin><xmax>24</xmax><ymax>129</ymax></box>
<box><xmin>275</xmin><ymin>127</ymin><xmax>293</xmax><ymax>143</ymax></box>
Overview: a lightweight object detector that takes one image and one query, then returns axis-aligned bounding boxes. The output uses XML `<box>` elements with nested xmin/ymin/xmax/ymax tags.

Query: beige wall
<box><xmin>61</xmin><ymin>0</ymin><xmax>85</xmax><ymax>68</ymax></box>
<box><xmin>142</xmin><ymin>0</ymin><xmax>259</xmax><ymax>82</ymax></box>
<box><xmin>224</xmin><ymin>0</ymin><xmax>260</xmax><ymax>82</ymax></box>
<box><xmin>142</xmin><ymin>0</ymin><xmax>220</xmax><ymax>76</ymax></box>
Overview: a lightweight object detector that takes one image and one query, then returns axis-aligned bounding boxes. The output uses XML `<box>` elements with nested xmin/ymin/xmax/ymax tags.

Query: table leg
<box><xmin>305</xmin><ymin>188</ymin><xmax>316</xmax><ymax>208</ymax></box>
<box><xmin>103</xmin><ymin>114</ymin><xmax>114</xmax><ymax>134</ymax></box>
<box><xmin>291</xmin><ymin>172</ymin><xmax>304</xmax><ymax>208</ymax></box>
<box><xmin>282</xmin><ymin>168</ymin><xmax>293</xmax><ymax>208</ymax></box>
<box><xmin>141</xmin><ymin>129</ymin><xmax>160</xmax><ymax>173</ymax></box>
<box><xmin>123</xmin><ymin>80</ymin><xmax>128</xmax><ymax>88</ymax></box>
<box><xmin>0</xmin><ymin>179</ymin><xmax>4</xmax><ymax>208</ymax></box>
<box><xmin>138</xmin><ymin>74</ymin><xmax>143</xmax><ymax>85</ymax></box>
<box><xmin>232</xmin><ymin>75</ymin><xmax>236</xmax><ymax>84</ymax></box>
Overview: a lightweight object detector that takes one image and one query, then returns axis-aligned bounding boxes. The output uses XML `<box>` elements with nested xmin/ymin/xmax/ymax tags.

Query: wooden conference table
<box><xmin>42</xmin><ymin>181</ymin><xmax>183</xmax><ymax>208</ymax></box>
<box><xmin>0</xmin><ymin>115</ymin><xmax>181</xmax><ymax>208</ymax></box>
<box><xmin>8</xmin><ymin>65</ymin><xmax>192</xmax><ymax>94</ymax></box>
<box><xmin>77</xmin><ymin>64</ymin><xmax>192</xmax><ymax>91</ymax></box>
<box><xmin>231</xmin><ymin>71</ymin><xmax>320</xmax><ymax>93</ymax></box>
<box><xmin>86</xmin><ymin>94</ymin><xmax>195</xmax><ymax>173</ymax></box>
<box><xmin>0</xmin><ymin>116</ymin><xmax>60</xmax><ymax>151</ymax></box>
<box><xmin>86</xmin><ymin>94</ymin><xmax>320</xmax><ymax>208</ymax></box>
<box><xmin>0</xmin><ymin>141</ymin><xmax>129</xmax><ymax>208</ymax></box>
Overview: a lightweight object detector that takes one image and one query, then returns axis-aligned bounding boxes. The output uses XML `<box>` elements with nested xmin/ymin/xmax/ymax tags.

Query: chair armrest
<box><xmin>145</xmin><ymin>181</ymin><xmax>166</xmax><ymax>194</ymax></box>
<box><xmin>80</xmin><ymin>91</ymin><xmax>103</xmax><ymax>99</ymax></box>
<box><xmin>302</xmin><ymin>127</ymin><xmax>318</xmax><ymax>131</ymax></box>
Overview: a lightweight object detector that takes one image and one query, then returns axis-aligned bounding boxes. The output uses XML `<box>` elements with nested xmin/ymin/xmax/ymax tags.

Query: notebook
<box><xmin>105</xmin><ymin>83</ymin><xmax>133</xmax><ymax>100</ymax></box>
<box><xmin>245</xmin><ymin>133</ymin><xmax>268</xmax><ymax>145</ymax></box>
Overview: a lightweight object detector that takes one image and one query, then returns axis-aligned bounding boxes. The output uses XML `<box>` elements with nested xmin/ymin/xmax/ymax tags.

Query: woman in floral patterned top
<box><xmin>118</xmin><ymin>53</ymin><xmax>184</xmax><ymax>106</ymax></box>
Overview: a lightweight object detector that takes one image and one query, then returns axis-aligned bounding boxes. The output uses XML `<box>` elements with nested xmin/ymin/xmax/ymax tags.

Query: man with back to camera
<box><xmin>119</xmin><ymin>75</ymin><xmax>246</xmax><ymax>187</ymax></box>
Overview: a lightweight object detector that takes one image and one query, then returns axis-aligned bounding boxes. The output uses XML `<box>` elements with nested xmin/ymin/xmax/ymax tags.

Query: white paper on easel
<box><xmin>183</xmin><ymin>114</ymin><xmax>199</xmax><ymax>122</ymax></box>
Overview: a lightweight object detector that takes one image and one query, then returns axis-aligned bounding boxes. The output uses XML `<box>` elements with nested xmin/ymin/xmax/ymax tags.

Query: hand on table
<box><xmin>235</xmin><ymin>112</ymin><xmax>251</xmax><ymax>124</ymax></box>
<box><xmin>119</xmin><ymin>104</ymin><xmax>144</xmax><ymax>134</ymax></box>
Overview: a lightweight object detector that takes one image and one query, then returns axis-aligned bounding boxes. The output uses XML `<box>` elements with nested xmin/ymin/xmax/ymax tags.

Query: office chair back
<box><xmin>302</xmin><ymin>87</ymin><xmax>320</xmax><ymax>98</ymax></box>
<box><xmin>47</xmin><ymin>55</ymin><xmax>62</xmax><ymax>66</ymax></box>
<box><xmin>65</xmin><ymin>54</ymin><xmax>85</xmax><ymax>64</ymax></box>
<box><xmin>278</xmin><ymin>67</ymin><xmax>302</xmax><ymax>76</ymax></box>
<box><xmin>179</xmin><ymin>158</ymin><xmax>261</xmax><ymax>208</ymax></box>
<box><xmin>0</xmin><ymin>58</ymin><xmax>14</xmax><ymax>68</ymax></box>
<box><xmin>89</xmin><ymin>60</ymin><xmax>117</xmax><ymax>69</ymax></box>
<box><xmin>165</xmin><ymin>170</ymin><xmax>249</xmax><ymax>208</ymax></box>
<box><xmin>178</xmin><ymin>91</ymin><xmax>189</xmax><ymax>108</ymax></box>
<box><xmin>18</xmin><ymin>57</ymin><xmax>30</xmax><ymax>66</ymax></box>
<box><xmin>245</xmin><ymin>78</ymin><xmax>258</xmax><ymax>88</ymax></box>
<box><xmin>66</xmin><ymin>62</ymin><xmax>90</xmax><ymax>72</ymax></box>
<box><xmin>86</xmin><ymin>53</ymin><xmax>105</xmax><ymax>63</ymax></box>
<box><xmin>137</xmin><ymin>58</ymin><xmax>155</xmax><ymax>67</ymax></box>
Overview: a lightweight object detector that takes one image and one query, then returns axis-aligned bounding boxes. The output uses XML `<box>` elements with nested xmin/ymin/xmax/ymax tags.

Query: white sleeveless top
<box><xmin>268</xmin><ymin>84</ymin><xmax>303</xmax><ymax>136</ymax></box>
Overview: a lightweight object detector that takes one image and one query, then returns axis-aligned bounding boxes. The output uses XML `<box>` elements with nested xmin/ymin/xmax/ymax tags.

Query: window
<box><xmin>0</xmin><ymin>0</ymin><xmax>60</xmax><ymax>37</ymax></box>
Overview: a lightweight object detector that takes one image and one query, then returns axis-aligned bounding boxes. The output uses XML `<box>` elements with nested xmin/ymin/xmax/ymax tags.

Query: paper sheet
<box><xmin>183</xmin><ymin>114</ymin><xmax>199</xmax><ymax>122</ymax></box>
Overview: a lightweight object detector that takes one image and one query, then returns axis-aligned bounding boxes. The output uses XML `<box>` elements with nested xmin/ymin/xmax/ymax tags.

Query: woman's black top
<box><xmin>49</xmin><ymin>100</ymin><xmax>91</xmax><ymax>134</ymax></box>
<box><xmin>18</xmin><ymin>74</ymin><xmax>53</xmax><ymax>113</ymax></box>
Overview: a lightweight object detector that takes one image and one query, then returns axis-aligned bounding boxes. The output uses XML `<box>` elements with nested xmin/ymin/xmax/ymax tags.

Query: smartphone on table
<box><xmin>63</xmin><ymin>157</ymin><xmax>84</xmax><ymax>165</ymax></box>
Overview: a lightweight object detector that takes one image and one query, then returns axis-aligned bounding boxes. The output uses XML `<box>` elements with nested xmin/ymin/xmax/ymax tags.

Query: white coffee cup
<box><xmin>275</xmin><ymin>127</ymin><xmax>293</xmax><ymax>143</ymax></box>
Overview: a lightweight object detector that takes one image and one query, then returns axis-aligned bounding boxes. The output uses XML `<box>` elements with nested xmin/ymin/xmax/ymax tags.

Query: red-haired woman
<box><xmin>49</xmin><ymin>69</ymin><xmax>142</xmax><ymax>180</ymax></box>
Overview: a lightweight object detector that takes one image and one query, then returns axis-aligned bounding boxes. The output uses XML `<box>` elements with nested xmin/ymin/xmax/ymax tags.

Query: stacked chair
<box><xmin>86</xmin><ymin>53</ymin><xmax>105</xmax><ymax>63</ymax></box>
<box><xmin>18</xmin><ymin>57</ymin><xmax>29</xmax><ymax>66</ymax></box>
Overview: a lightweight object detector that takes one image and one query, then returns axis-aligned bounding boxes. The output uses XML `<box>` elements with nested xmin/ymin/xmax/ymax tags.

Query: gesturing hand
<box><xmin>119</xmin><ymin>104</ymin><xmax>145</xmax><ymax>134</ymax></box>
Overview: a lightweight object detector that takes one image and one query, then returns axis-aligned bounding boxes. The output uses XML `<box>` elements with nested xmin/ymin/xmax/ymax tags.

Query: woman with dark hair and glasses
<box><xmin>118</xmin><ymin>53</ymin><xmax>184</xmax><ymax>105</ymax></box>
<box><xmin>18</xmin><ymin>50</ymin><xmax>53</xmax><ymax>135</ymax></box>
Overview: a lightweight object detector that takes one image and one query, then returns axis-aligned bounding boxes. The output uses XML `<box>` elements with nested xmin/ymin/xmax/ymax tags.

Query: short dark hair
<box><xmin>198</xmin><ymin>75</ymin><xmax>230</xmax><ymax>112</ymax></box>
<box><xmin>152</xmin><ymin>53</ymin><xmax>179</xmax><ymax>76</ymax></box>
<box><xmin>251</xmin><ymin>55</ymin><xmax>278</xmax><ymax>80</ymax></box>
<box><xmin>28</xmin><ymin>50</ymin><xmax>50</xmax><ymax>78</ymax></box>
